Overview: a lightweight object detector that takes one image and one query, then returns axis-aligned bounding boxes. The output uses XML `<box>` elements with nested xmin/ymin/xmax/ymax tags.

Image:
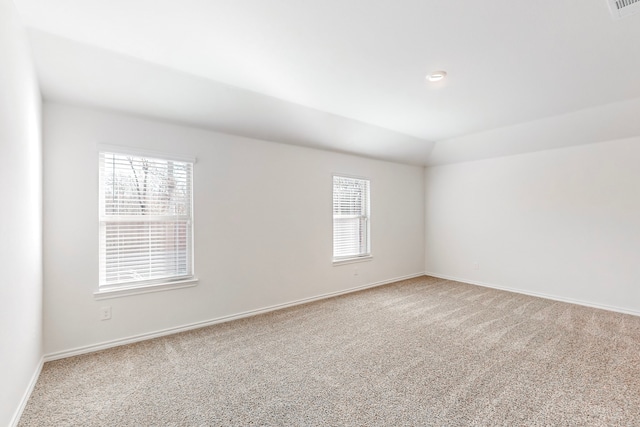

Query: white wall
<box><xmin>425</xmin><ymin>139</ymin><xmax>640</xmax><ymax>314</ymax></box>
<box><xmin>43</xmin><ymin>103</ymin><xmax>425</xmax><ymax>356</ymax></box>
<box><xmin>0</xmin><ymin>0</ymin><xmax>43</xmax><ymax>425</ymax></box>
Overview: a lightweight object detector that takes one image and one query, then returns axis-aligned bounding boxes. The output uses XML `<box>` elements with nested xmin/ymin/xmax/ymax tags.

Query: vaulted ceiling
<box><xmin>14</xmin><ymin>0</ymin><xmax>640</xmax><ymax>165</ymax></box>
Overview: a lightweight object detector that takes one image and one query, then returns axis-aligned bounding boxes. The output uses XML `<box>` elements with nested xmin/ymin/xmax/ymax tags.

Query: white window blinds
<box><xmin>333</xmin><ymin>176</ymin><xmax>370</xmax><ymax>260</ymax></box>
<box><xmin>99</xmin><ymin>151</ymin><xmax>194</xmax><ymax>288</ymax></box>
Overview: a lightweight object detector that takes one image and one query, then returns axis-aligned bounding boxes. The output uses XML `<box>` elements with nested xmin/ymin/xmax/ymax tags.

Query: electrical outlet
<box><xmin>354</xmin><ymin>266</ymin><xmax>359</xmax><ymax>276</ymax></box>
<box><xmin>100</xmin><ymin>306</ymin><xmax>112</xmax><ymax>321</ymax></box>
<box><xmin>473</xmin><ymin>262</ymin><xmax>480</xmax><ymax>270</ymax></box>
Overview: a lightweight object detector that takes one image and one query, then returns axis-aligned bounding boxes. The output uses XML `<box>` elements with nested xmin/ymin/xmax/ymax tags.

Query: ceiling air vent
<box><xmin>607</xmin><ymin>0</ymin><xmax>640</xmax><ymax>20</ymax></box>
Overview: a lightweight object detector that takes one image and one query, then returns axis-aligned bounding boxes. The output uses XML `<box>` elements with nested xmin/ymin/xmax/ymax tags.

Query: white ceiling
<box><xmin>14</xmin><ymin>0</ymin><xmax>640</xmax><ymax>165</ymax></box>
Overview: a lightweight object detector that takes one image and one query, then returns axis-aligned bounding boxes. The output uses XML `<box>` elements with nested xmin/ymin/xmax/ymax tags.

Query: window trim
<box><xmin>98</xmin><ymin>144</ymin><xmax>196</xmax><ymax>164</ymax></box>
<box><xmin>95</xmin><ymin>144</ymin><xmax>197</xmax><ymax>298</ymax></box>
<box><xmin>332</xmin><ymin>174</ymin><xmax>372</xmax><ymax>265</ymax></box>
<box><xmin>332</xmin><ymin>254</ymin><xmax>373</xmax><ymax>266</ymax></box>
<box><xmin>94</xmin><ymin>277</ymin><xmax>198</xmax><ymax>300</ymax></box>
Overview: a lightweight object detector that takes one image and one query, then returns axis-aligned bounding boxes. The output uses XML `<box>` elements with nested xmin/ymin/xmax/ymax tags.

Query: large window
<box><xmin>333</xmin><ymin>175</ymin><xmax>371</xmax><ymax>262</ymax></box>
<box><xmin>99</xmin><ymin>149</ymin><xmax>194</xmax><ymax>290</ymax></box>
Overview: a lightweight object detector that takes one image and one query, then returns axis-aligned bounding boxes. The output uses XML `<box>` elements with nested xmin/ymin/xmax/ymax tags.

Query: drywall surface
<box><xmin>43</xmin><ymin>103</ymin><xmax>425</xmax><ymax>355</ymax></box>
<box><xmin>425</xmin><ymin>139</ymin><xmax>640</xmax><ymax>314</ymax></box>
<box><xmin>27</xmin><ymin>30</ymin><xmax>434</xmax><ymax>167</ymax></box>
<box><xmin>0</xmin><ymin>0</ymin><xmax>43</xmax><ymax>425</ymax></box>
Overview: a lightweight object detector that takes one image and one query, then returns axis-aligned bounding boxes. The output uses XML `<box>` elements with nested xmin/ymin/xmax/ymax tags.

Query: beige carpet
<box><xmin>19</xmin><ymin>276</ymin><xmax>640</xmax><ymax>426</ymax></box>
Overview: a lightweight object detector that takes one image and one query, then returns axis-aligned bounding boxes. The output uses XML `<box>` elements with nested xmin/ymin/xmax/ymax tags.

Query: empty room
<box><xmin>3</xmin><ymin>0</ymin><xmax>640</xmax><ymax>425</ymax></box>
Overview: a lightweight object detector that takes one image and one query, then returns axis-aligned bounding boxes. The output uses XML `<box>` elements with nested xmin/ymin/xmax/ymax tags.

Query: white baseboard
<box><xmin>45</xmin><ymin>272</ymin><xmax>425</xmax><ymax>362</ymax></box>
<box><xmin>425</xmin><ymin>272</ymin><xmax>640</xmax><ymax>317</ymax></box>
<box><xmin>10</xmin><ymin>356</ymin><xmax>44</xmax><ymax>427</ymax></box>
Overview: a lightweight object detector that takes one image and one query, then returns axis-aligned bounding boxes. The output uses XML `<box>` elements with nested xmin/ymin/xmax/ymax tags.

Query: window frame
<box><xmin>95</xmin><ymin>144</ymin><xmax>197</xmax><ymax>299</ymax></box>
<box><xmin>332</xmin><ymin>174</ymin><xmax>372</xmax><ymax>265</ymax></box>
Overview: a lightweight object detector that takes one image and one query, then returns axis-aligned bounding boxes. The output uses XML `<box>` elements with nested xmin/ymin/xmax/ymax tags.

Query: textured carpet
<box><xmin>19</xmin><ymin>276</ymin><xmax>640</xmax><ymax>426</ymax></box>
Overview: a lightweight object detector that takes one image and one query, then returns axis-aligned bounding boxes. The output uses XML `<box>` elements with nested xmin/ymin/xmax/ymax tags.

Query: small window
<box><xmin>99</xmin><ymin>149</ymin><xmax>194</xmax><ymax>290</ymax></box>
<box><xmin>333</xmin><ymin>175</ymin><xmax>371</xmax><ymax>262</ymax></box>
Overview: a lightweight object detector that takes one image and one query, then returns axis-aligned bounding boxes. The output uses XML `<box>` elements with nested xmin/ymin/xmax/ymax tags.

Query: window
<box><xmin>99</xmin><ymin>149</ymin><xmax>194</xmax><ymax>291</ymax></box>
<box><xmin>333</xmin><ymin>175</ymin><xmax>371</xmax><ymax>262</ymax></box>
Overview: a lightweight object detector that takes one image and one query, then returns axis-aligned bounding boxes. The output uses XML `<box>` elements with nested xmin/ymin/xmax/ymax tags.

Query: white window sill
<box><xmin>94</xmin><ymin>278</ymin><xmax>199</xmax><ymax>300</ymax></box>
<box><xmin>332</xmin><ymin>255</ymin><xmax>373</xmax><ymax>266</ymax></box>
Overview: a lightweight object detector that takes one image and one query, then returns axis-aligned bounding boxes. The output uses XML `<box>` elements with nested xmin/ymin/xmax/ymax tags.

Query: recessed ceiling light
<box><xmin>426</xmin><ymin>71</ymin><xmax>447</xmax><ymax>82</ymax></box>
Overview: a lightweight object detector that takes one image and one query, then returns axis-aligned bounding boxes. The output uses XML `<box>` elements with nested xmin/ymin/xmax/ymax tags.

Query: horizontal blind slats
<box><xmin>99</xmin><ymin>151</ymin><xmax>194</xmax><ymax>287</ymax></box>
<box><xmin>333</xmin><ymin>176</ymin><xmax>370</xmax><ymax>259</ymax></box>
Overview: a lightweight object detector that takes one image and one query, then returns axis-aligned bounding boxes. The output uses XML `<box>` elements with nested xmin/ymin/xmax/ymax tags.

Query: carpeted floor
<box><xmin>19</xmin><ymin>276</ymin><xmax>640</xmax><ymax>426</ymax></box>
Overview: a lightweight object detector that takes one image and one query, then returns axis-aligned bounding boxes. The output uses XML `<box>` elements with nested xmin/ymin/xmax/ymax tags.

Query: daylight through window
<box><xmin>99</xmin><ymin>151</ymin><xmax>194</xmax><ymax>289</ymax></box>
<box><xmin>333</xmin><ymin>175</ymin><xmax>370</xmax><ymax>261</ymax></box>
